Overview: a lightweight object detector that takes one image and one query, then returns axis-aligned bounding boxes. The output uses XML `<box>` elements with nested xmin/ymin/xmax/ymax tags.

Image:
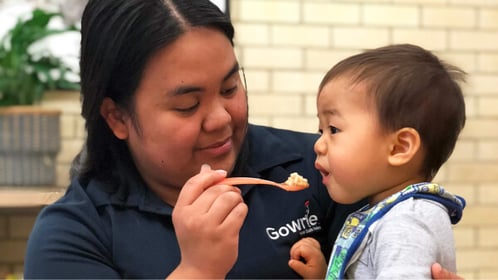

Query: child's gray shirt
<box><xmin>347</xmin><ymin>197</ymin><xmax>457</xmax><ymax>279</ymax></box>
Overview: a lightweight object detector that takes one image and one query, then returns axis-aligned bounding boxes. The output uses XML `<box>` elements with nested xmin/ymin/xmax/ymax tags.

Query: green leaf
<box><xmin>0</xmin><ymin>8</ymin><xmax>80</xmax><ymax>106</ymax></box>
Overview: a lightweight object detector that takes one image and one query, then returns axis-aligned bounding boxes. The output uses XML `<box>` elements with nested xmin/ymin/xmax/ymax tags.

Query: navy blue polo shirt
<box><xmin>24</xmin><ymin>124</ymin><xmax>362</xmax><ymax>279</ymax></box>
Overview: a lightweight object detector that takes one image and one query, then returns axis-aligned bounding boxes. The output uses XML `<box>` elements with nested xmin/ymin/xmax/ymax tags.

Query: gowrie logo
<box><xmin>266</xmin><ymin>200</ymin><xmax>322</xmax><ymax>240</ymax></box>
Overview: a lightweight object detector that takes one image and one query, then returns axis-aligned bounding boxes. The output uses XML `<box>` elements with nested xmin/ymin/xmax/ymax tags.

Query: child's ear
<box><xmin>100</xmin><ymin>97</ymin><xmax>129</xmax><ymax>140</ymax></box>
<box><xmin>387</xmin><ymin>127</ymin><xmax>421</xmax><ymax>167</ymax></box>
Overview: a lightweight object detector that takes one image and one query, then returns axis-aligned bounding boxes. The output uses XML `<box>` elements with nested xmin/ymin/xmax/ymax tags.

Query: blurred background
<box><xmin>0</xmin><ymin>0</ymin><xmax>497</xmax><ymax>279</ymax></box>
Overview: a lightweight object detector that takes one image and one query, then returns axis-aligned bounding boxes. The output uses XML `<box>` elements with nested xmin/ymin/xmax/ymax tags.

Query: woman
<box><xmin>24</xmin><ymin>0</ymin><xmax>460</xmax><ymax>279</ymax></box>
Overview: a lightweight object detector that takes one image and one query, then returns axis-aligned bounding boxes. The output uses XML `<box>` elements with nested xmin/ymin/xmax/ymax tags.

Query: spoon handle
<box><xmin>220</xmin><ymin>177</ymin><xmax>307</xmax><ymax>191</ymax></box>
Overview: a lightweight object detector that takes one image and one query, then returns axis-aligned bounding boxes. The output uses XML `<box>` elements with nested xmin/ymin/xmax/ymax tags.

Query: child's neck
<box><xmin>368</xmin><ymin>177</ymin><xmax>427</xmax><ymax>206</ymax></box>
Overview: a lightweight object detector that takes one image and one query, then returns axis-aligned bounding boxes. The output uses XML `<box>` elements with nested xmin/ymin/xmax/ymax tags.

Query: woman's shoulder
<box><xmin>35</xmin><ymin>178</ymin><xmax>106</xmax><ymax>224</ymax></box>
<box><xmin>248</xmin><ymin>124</ymin><xmax>319</xmax><ymax>146</ymax></box>
<box><xmin>25</xmin><ymin>177</ymin><xmax>116</xmax><ymax>278</ymax></box>
<box><xmin>248</xmin><ymin>123</ymin><xmax>318</xmax><ymax>137</ymax></box>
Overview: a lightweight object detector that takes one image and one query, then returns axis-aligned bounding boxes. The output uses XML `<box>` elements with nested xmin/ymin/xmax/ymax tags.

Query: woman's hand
<box><xmin>289</xmin><ymin>237</ymin><xmax>327</xmax><ymax>279</ymax></box>
<box><xmin>169</xmin><ymin>164</ymin><xmax>248</xmax><ymax>279</ymax></box>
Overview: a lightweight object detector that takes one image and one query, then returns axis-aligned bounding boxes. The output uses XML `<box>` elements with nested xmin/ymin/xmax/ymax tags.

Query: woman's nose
<box><xmin>202</xmin><ymin>100</ymin><xmax>232</xmax><ymax>132</ymax></box>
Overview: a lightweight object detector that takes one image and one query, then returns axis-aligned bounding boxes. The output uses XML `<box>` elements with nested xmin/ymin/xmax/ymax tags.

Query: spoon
<box><xmin>220</xmin><ymin>176</ymin><xmax>309</xmax><ymax>192</ymax></box>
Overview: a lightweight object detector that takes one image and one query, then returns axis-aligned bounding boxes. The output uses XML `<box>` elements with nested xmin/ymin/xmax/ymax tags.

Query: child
<box><xmin>288</xmin><ymin>44</ymin><xmax>466</xmax><ymax>279</ymax></box>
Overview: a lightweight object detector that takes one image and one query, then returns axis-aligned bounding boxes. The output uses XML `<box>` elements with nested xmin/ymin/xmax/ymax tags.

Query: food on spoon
<box><xmin>284</xmin><ymin>172</ymin><xmax>309</xmax><ymax>188</ymax></box>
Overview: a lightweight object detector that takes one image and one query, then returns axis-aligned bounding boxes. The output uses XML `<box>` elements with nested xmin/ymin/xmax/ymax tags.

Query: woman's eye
<box><xmin>175</xmin><ymin>103</ymin><xmax>199</xmax><ymax>113</ymax></box>
<box><xmin>221</xmin><ymin>85</ymin><xmax>238</xmax><ymax>96</ymax></box>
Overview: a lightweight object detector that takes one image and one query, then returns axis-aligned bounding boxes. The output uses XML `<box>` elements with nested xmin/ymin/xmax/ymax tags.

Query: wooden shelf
<box><xmin>0</xmin><ymin>187</ymin><xmax>65</xmax><ymax>208</ymax></box>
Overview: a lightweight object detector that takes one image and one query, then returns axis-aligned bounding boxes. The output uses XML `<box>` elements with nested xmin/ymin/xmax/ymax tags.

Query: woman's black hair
<box><xmin>75</xmin><ymin>0</ymin><xmax>234</xmax><ymax>184</ymax></box>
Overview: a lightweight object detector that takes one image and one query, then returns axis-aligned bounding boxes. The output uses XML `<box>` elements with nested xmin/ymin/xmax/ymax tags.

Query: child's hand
<box><xmin>288</xmin><ymin>237</ymin><xmax>327</xmax><ymax>279</ymax></box>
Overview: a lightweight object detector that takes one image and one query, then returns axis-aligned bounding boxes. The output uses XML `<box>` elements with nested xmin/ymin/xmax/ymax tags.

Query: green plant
<box><xmin>0</xmin><ymin>8</ymin><xmax>80</xmax><ymax>106</ymax></box>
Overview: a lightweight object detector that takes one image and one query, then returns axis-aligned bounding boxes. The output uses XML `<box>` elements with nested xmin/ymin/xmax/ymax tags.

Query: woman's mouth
<box><xmin>201</xmin><ymin>137</ymin><xmax>233</xmax><ymax>157</ymax></box>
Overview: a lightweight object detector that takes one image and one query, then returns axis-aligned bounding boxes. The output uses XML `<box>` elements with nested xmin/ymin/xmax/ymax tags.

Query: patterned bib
<box><xmin>326</xmin><ymin>182</ymin><xmax>465</xmax><ymax>280</ymax></box>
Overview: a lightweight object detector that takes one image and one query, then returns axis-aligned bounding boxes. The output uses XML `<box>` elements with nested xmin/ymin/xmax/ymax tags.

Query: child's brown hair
<box><xmin>319</xmin><ymin>44</ymin><xmax>466</xmax><ymax>180</ymax></box>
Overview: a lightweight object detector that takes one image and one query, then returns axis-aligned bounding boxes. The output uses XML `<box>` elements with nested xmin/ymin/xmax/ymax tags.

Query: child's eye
<box><xmin>329</xmin><ymin>126</ymin><xmax>340</xmax><ymax>134</ymax></box>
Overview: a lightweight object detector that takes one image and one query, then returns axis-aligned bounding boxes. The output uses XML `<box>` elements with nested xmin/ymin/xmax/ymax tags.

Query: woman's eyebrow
<box><xmin>170</xmin><ymin>62</ymin><xmax>240</xmax><ymax>96</ymax></box>
<box><xmin>172</xmin><ymin>85</ymin><xmax>203</xmax><ymax>96</ymax></box>
<box><xmin>222</xmin><ymin>62</ymin><xmax>240</xmax><ymax>82</ymax></box>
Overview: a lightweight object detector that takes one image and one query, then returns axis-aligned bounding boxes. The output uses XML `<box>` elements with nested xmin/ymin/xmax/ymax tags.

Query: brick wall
<box><xmin>0</xmin><ymin>208</ymin><xmax>41</xmax><ymax>278</ymax></box>
<box><xmin>1</xmin><ymin>0</ymin><xmax>497</xmax><ymax>279</ymax></box>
